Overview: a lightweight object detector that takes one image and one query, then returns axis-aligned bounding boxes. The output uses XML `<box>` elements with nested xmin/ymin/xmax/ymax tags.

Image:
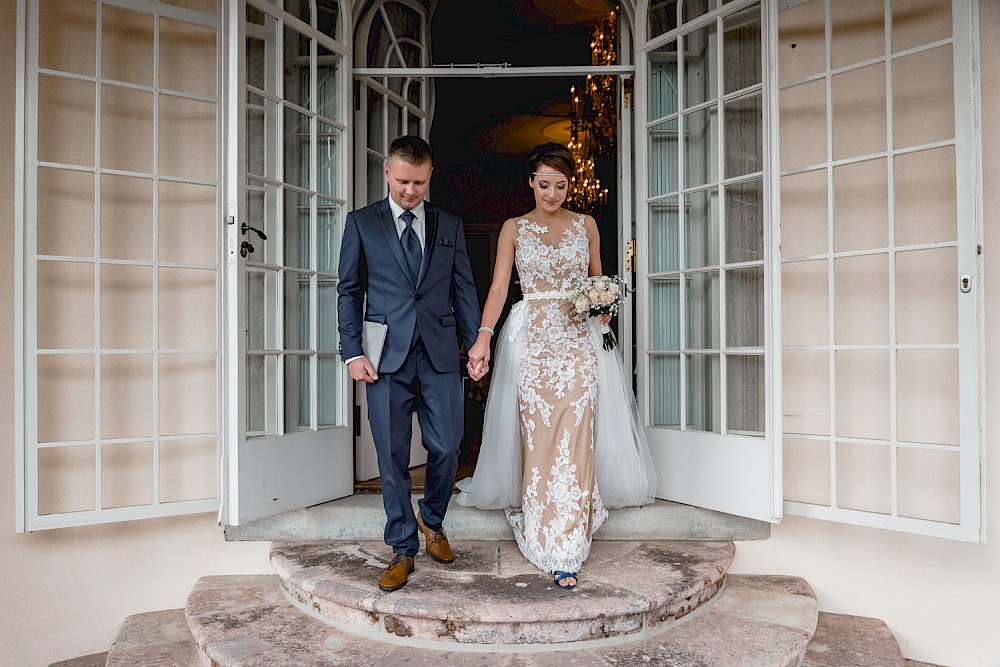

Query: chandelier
<box><xmin>567</xmin><ymin>7</ymin><xmax>617</xmax><ymax>214</ymax></box>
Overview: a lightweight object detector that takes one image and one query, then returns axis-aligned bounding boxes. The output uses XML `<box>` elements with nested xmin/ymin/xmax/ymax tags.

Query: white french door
<box><xmin>635</xmin><ymin>0</ymin><xmax>781</xmax><ymax>522</ymax></box>
<box><xmin>223</xmin><ymin>0</ymin><xmax>354</xmax><ymax>525</ymax></box>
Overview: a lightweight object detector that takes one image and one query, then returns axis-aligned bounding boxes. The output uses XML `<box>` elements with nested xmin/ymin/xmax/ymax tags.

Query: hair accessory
<box><xmin>532</xmin><ymin>172</ymin><xmax>566</xmax><ymax>177</ymax></box>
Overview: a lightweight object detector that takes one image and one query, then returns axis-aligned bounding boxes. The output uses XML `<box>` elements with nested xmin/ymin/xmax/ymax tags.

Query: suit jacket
<box><xmin>337</xmin><ymin>197</ymin><xmax>481</xmax><ymax>374</ymax></box>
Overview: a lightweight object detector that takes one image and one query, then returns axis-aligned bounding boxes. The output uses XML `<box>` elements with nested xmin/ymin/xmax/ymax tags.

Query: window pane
<box><xmin>727</xmin><ymin>354</ymin><xmax>764</xmax><ymax>434</ymax></box>
<box><xmin>651</xmin><ymin>355</ymin><xmax>681</xmax><ymax>427</ymax></box>
<box><xmin>285</xmin><ymin>272</ymin><xmax>311</xmax><ymax>351</ymax></box>
<box><xmin>687</xmin><ymin>353</ymin><xmax>721</xmax><ymax>432</ymax></box>
<box><xmin>651</xmin><ymin>279</ymin><xmax>680</xmax><ymax>349</ymax></box>
<box><xmin>723</xmin><ymin>5</ymin><xmax>761</xmax><ymax>94</ymax></box>
<box><xmin>317</xmin><ymin>121</ymin><xmax>340</xmax><ymax>198</ymax></box>
<box><xmin>317</xmin><ymin>199</ymin><xmax>340</xmax><ymax>274</ymax></box>
<box><xmin>724</xmin><ymin>94</ymin><xmax>763</xmax><ymax>178</ymax></box>
<box><xmin>368</xmin><ymin>153</ymin><xmax>385</xmax><ymax>204</ymax></box>
<box><xmin>247</xmin><ymin>180</ymin><xmax>280</xmax><ymax>266</ymax></box>
<box><xmin>649</xmin><ymin>41</ymin><xmax>679</xmax><ymax>120</ymax></box>
<box><xmin>283</xmin><ymin>26</ymin><xmax>310</xmax><ymax>109</ymax></box>
<box><xmin>649</xmin><ymin>197</ymin><xmax>679</xmax><ymax>272</ymax></box>
<box><xmin>246</xmin><ymin>91</ymin><xmax>267</xmax><ymax>177</ymax></box>
<box><xmin>683</xmin><ymin>21</ymin><xmax>717</xmax><ymax>108</ymax></box>
<box><xmin>317</xmin><ymin>54</ymin><xmax>340</xmax><ymax>122</ymax></box>
<box><xmin>388</xmin><ymin>100</ymin><xmax>402</xmax><ymax>142</ymax></box>
<box><xmin>285</xmin><ymin>192</ymin><xmax>311</xmax><ymax>270</ymax></box>
<box><xmin>726</xmin><ymin>266</ymin><xmax>763</xmax><ymax>348</ymax></box>
<box><xmin>684</xmin><ymin>107</ymin><xmax>718</xmax><ymax>188</ymax></box>
<box><xmin>368</xmin><ymin>12</ymin><xmax>391</xmax><ymax>70</ymax></box>
<box><xmin>648</xmin><ymin>118</ymin><xmax>679</xmax><ymax>197</ymax></box>
<box><xmin>318</xmin><ymin>0</ymin><xmax>341</xmax><ymax>41</ymax></box>
<box><xmin>318</xmin><ymin>354</ymin><xmax>341</xmax><ymax>426</ymax></box>
<box><xmin>683</xmin><ymin>0</ymin><xmax>714</xmax><ymax>23</ymax></box>
<box><xmin>318</xmin><ymin>278</ymin><xmax>338</xmax><ymax>351</ymax></box>
<box><xmin>686</xmin><ymin>270</ymin><xmax>719</xmax><ymax>349</ymax></box>
<box><xmin>407</xmin><ymin>79</ymin><xmax>423</xmax><ymax>107</ymax></box>
<box><xmin>648</xmin><ymin>1</ymin><xmax>678</xmax><ymax>42</ymax></box>
<box><xmin>247</xmin><ymin>268</ymin><xmax>278</xmax><ymax>351</ymax></box>
<box><xmin>285</xmin><ymin>353</ymin><xmax>311</xmax><ymax>433</ymax></box>
<box><xmin>367</xmin><ymin>89</ymin><xmax>384</xmax><ymax>150</ymax></box>
<box><xmin>386</xmin><ymin>1</ymin><xmax>421</xmax><ymax>42</ymax></box>
<box><xmin>284</xmin><ymin>108</ymin><xmax>311</xmax><ymax>191</ymax></box>
<box><xmin>247</xmin><ymin>353</ymin><xmax>277</xmax><ymax>434</ymax></box>
<box><xmin>725</xmin><ymin>178</ymin><xmax>763</xmax><ymax>263</ymax></box>
<box><xmin>685</xmin><ymin>188</ymin><xmax>719</xmax><ymax>269</ymax></box>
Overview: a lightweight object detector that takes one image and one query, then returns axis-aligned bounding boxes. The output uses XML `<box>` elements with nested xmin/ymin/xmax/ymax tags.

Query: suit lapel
<box><xmin>417</xmin><ymin>208</ymin><xmax>438</xmax><ymax>287</ymax></box>
<box><xmin>377</xmin><ymin>199</ymin><xmax>416</xmax><ymax>289</ymax></box>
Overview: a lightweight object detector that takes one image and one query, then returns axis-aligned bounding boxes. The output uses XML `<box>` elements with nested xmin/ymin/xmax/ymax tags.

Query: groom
<box><xmin>337</xmin><ymin>136</ymin><xmax>482</xmax><ymax>592</ymax></box>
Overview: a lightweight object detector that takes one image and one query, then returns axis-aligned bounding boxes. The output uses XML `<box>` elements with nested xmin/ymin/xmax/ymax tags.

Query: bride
<box><xmin>461</xmin><ymin>143</ymin><xmax>656</xmax><ymax>590</ymax></box>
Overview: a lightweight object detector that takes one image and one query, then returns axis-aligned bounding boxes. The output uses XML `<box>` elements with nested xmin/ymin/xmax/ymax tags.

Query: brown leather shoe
<box><xmin>378</xmin><ymin>553</ymin><xmax>414</xmax><ymax>592</ymax></box>
<box><xmin>416</xmin><ymin>512</ymin><xmax>455</xmax><ymax>564</ymax></box>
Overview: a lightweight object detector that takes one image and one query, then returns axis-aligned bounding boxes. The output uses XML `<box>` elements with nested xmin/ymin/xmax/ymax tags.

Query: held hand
<box><xmin>599</xmin><ymin>313</ymin><xmax>611</xmax><ymax>326</ymax></box>
<box><xmin>348</xmin><ymin>357</ymin><xmax>378</xmax><ymax>383</ymax></box>
<box><xmin>467</xmin><ymin>335</ymin><xmax>492</xmax><ymax>381</ymax></box>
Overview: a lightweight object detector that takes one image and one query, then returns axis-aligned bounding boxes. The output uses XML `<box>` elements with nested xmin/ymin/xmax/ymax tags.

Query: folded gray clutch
<box><xmin>361</xmin><ymin>320</ymin><xmax>388</xmax><ymax>369</ymax></box>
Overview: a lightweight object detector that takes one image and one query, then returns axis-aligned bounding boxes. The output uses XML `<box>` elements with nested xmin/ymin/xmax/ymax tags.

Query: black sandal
<box><xmin>554</xmin><ymin>571</ymin><xmax>578</xmax><ymax>590</ymax></box>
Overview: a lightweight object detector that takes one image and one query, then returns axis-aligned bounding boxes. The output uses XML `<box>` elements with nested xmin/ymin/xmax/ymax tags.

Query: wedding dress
<box><xmin>456</xmin><ymin>215</ymin><xmax>657</xmax><ymax>574</ymax></box>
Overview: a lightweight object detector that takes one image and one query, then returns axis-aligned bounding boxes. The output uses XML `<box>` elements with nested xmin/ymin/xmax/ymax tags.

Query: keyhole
<box><xmin>960</xmin><ymin>274</ymin><xmax>972</xmax><ymax>293</ymax></box>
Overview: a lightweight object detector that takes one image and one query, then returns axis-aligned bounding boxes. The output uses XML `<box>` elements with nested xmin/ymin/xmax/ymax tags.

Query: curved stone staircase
<box><xmin>52</xmin><ymin>500</ymin><xmax>912</xmax><ymax>666</ymax></box>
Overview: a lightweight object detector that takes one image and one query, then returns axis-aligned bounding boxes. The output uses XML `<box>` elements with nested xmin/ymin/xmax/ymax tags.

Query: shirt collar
<box><xmin>387</xmin><ymin>197</ymin><xmax>425</xmax><ymax>223</ymax></box>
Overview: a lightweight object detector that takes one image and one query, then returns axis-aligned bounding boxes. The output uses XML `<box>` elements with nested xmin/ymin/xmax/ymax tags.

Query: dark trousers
<box><xmin>366</xmin><ymin>339</ymin><xmax>463</xmax><ymax>557</ymax></box>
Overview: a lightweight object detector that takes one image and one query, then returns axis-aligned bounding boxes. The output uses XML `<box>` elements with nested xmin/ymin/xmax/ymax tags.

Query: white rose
<box><xmin>609</xmin><ymin>282</ymin><xmax>620</xmax><ymax>294</ymax></box>
<box><xmin>594</xmin><ymin>281</ymin><xmax>607</xmax><ymax>293</ymax></box>
<box><xmin>588</xmin><ymin>290</ymin><xmax>599</xmax><ymax>301</ymax></box>
<box><xmin>574</xmin><ymin>298</ymin><xmax>590</xmax><ymax>313</ymax></box>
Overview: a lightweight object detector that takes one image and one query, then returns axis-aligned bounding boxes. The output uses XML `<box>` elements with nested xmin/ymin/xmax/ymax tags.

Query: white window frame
<box><xmin>777</xmin><ymin>0</ymin><xmax>985</xmax><ymax>542</ymax></box>
<box><xmin>15</xmin><ymin>0</ymin><xmax>226</xmax><ymax>531</ymax></box>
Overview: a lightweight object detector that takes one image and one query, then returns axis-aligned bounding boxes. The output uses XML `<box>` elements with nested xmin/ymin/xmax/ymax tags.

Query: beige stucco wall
<box><xmin>731</xmin><ymin>2</ymin><xmax>1000</xmax><ymax>666</ymax></box>
<box><xmin>1</xmin><ymin>1</ymin><xmax>997</xmax><ymax>666</ymax></box>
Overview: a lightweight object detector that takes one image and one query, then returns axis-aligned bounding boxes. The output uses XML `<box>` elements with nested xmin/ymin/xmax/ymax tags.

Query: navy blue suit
<box><xmin>337</xmin><ymin>197</ymin><xmax>481</xmax><ymax>556</ymax></box>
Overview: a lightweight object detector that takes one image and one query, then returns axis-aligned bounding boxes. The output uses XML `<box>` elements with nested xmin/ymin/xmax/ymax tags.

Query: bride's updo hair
<box><xmin>525</xmin><ymin>143</ymin><xmax>575</xmax><ymax>183</ymax></box>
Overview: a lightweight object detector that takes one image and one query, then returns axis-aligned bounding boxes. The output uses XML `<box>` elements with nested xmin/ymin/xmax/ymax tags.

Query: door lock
<box><xmin>960</xmin><ymin>274</ymin><xmax>972</xmax><ymax>293</ymax></box>
<box><xmin>240</xmin><ymin>241</ymin><xmax>255</xmax><ymax>258</ymax></box>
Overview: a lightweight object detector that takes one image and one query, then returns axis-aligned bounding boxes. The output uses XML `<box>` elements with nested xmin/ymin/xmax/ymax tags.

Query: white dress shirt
<box><xmin>388</xmin><ymin>198</ymin><xmax>426</xmax><ymax>251</ymax></box>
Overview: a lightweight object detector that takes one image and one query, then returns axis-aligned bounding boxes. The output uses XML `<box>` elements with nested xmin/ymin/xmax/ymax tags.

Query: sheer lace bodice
<box><xmin>515</xmin><ymin>217</ymin><xmax>591</xmax><ymax>295</ymax></box>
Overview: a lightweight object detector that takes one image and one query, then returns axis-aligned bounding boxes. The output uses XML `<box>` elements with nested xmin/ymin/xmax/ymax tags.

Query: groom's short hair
<box><xmin>388</xmin><ymin>136</ymin><xmax>433</xmax><ymax>166</ymax></box>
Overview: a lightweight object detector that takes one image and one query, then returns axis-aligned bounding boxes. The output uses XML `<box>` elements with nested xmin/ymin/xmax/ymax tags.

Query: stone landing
<box><xmin>270</xmin><ymin>540</ymin><xmax>737</xmax><ymax>645</ymax></box>
<box><xmin>186</xmin><ymin>573</ymin><xmax>819</xmax><ymax>666</ymax></box>
<box><xmin>224</xmin><ymin>496</ymin><xmax>771</xmax><ymax>543</ymax></box>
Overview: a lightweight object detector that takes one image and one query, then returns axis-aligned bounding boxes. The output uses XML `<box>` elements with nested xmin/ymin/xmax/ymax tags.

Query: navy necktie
<box><xmin>400</xmin><ymin>210</ymin><xmax>421</xmax><ymax>282</ymax></box>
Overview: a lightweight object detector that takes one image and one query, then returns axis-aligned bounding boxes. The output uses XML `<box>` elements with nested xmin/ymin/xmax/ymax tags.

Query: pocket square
<box><xmin>437</xmin><ymin>237</ymin><xmax>455</xmax><ymax>247</ymax></box>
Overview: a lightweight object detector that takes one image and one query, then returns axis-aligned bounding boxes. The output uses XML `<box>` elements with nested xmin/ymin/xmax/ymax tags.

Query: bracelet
<box><xmin>478</xmin><ymin>326</ymin><xmax>494</xmax><ymax>335</ymax></box>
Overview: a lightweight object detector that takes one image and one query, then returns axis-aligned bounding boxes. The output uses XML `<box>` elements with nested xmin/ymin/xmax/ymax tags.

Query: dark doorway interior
<box><xmin>357</xmin><ymin>0</ymin><xmax>620</xmax><ymax>491</ymax></box>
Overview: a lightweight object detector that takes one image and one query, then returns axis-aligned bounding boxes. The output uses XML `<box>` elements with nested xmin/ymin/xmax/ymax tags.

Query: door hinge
<box><xmin>622</xmin><ymin>76</ymin><xmax>634</xmax><ymax>109</ymax></box>
<box><xmin>354</xmin><ymin>405</ymin><xmax>361</xmax><ymax>437</ymax></box>
<box><xmin>625</xmin><ymin>239</ymin><xmax>636</xmax><ymax>273</ymax></box>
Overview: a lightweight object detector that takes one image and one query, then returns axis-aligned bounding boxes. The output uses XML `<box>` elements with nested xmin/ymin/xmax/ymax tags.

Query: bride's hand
<box><xmin>598</xmin><ymin>314</ymin><xmax>611</xmax><ymax>326</ymax></box>
<box><xmin>468</xmin><ymin>335</ymin><xmax>492</xmax><ymax>380</ymax></box>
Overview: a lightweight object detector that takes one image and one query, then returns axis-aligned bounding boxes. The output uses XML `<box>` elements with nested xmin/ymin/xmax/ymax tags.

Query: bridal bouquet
<box><xmin>573</xmin><ymin>275</ymin><xmax>625</xmax><ymax>350</ymax></box>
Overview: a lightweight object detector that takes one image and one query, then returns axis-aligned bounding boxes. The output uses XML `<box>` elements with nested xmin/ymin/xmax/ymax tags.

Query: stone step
<box><xmin>804</xmin><ymin>612</ymin><xmax>905</xmax><ymax>667</ymax></box>
<box><xmin>270</xmin><ymin>539</ymin><xmax>735</xmax><ymax>645</ymax></box>
<box><xmin>186</xmin><ymin>572</ymin><xmax>818</xmax><ymax>666</ymax></box>
<box><xmin>224</xmin><ymin>496</ymin><xmax>770</xmax><ymax>543</ymax></box>
<box><xmin>104</xmin><ymin>608</ymin><xmax>201</xmax><ymax>667</ymax></box>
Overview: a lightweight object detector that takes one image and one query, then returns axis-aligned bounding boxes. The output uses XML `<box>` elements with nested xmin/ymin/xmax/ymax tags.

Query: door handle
<box><xmin>241</xmin><ymin>222</ymin><xmax>268</xmax><ymax>240</ymax></box>
<box><xmin>240</xmin><ymin>241</ymin><xmax>255</xmax><ymax>258</ymax></box>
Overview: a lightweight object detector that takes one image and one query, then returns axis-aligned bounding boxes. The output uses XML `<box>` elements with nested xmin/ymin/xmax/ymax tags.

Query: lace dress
<box><xmin>506</xmin><ymin>215</ymin><xmax>608</xmax><ymax>574</ymax></box>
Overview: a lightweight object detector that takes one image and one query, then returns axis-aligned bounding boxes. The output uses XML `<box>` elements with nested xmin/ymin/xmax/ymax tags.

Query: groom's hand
<box><xmin>348</xmin><ymin>357</ymin><xmax>378</xmax><ymax>383</ymax></box>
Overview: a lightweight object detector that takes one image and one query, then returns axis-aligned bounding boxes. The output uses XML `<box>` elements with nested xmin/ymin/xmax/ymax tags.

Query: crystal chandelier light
<box><xmin>567</xmin><ymin>7</ymin><xmax>617</xmax><ymax>214</ymax></box>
